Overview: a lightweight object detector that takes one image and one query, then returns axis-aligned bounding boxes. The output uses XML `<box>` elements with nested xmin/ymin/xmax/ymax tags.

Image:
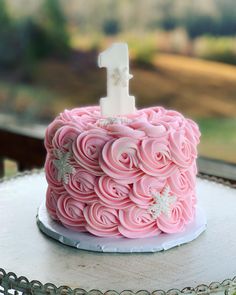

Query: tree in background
<box><xmin>0</xmin><ymin>0</ymin><xmax>18</xmax><ymax>68</ymax></box>
<box><xmin>0</xmin><ymin>0</ymin><xmax>10</xmax><ymax>28</ymax></box>
<box><xmin>41</xmin><ymin>0</ymin><xmax>70</xmax><ymax>57</ymax></box>
<box><xmin>103</xmin><ymin>19</ymin><xmax>120</xmax><ymax>35</ymax></box>
<box><xmin>0</xmin><ymin>0</ymin><xmax>71</xmax><ymax>78</ymax></box>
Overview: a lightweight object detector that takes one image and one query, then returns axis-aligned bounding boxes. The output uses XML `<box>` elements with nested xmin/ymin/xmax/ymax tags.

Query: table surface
<box><xmin>0</xmin><ymin>172</ymin><xmax>236</xmax><ymax>293</ymax></box>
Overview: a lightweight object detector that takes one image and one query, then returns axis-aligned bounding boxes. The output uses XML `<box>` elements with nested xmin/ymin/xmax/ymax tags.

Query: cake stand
<box><xmin>0</xmin><ymin>171</ymin><xmax>236</xmax><ymax>295</ymax></box>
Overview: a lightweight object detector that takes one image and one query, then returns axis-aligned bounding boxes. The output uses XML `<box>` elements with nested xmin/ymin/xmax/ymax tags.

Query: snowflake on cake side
<box><xmin>53</xmin><ymin>149</ymin><xmax>75</xmax><ymax>184</ymax></box>
<box><xmin>148</xmin><ymin>186</ymin><xmax>177</xmax><ymax>219</ymax></box>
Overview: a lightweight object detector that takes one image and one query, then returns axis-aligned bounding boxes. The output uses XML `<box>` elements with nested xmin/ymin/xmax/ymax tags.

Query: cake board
<box><xmin>37</xmin><ymin>202</ymin><xmax>207</xmax><ymax>253</ymax></box>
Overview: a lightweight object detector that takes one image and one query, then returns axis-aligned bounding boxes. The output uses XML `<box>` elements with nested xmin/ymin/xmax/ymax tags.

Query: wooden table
<box><xmin>0</xmin><ymin>171</ymin><xmax>236</xmax><ymax>294</ymax></box>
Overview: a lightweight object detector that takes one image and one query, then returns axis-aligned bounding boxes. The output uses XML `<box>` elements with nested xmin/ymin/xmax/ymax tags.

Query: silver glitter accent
<box><xmin>111</xmin><ymin>67</ymin><xmax>133</xmax><ymax>87</ymax></box>
<box><xmin>99</xmin><ymin>117</ymin><xmax>132</xmax><ymax>127</ymax></box>
<box><xmin>148</xmin><ymin>186</ymin><xmax>177</xmax><ymax>219</ymax></box>
<box><xmin>53</xmin><ymin>149</ymin><xmax>75</xmax><ymax>184</ymax></box>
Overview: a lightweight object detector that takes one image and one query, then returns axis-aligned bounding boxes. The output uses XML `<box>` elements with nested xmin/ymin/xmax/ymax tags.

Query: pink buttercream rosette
<box><xmin>44</xmin><ymin>106</ymin><xmax>200</xmax><ymax>238</ymax></box>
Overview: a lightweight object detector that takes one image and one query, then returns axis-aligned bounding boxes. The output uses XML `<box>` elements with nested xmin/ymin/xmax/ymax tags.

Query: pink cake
<box><xmin>44</xmin><ymin>106</ymin><xmax>200</xmax><ymax>238</ymax></box>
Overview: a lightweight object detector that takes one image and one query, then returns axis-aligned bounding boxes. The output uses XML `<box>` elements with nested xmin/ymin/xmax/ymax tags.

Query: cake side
<box><xmin>44</xmin><ymin>106</ymin><xmax>200</xmax><ymax>238</ymax></box>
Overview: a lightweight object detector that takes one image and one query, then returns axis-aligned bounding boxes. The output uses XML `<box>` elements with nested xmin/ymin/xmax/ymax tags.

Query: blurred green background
<box><xmin>1</xmin><ymin>0</ymin><xmax>236</xmax><ymax>164</ymax></box>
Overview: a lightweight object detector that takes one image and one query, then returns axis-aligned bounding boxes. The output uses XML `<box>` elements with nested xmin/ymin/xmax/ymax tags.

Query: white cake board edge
<box><xmin>36</xmin><ymin>202</ymin><xmax>207</xmax><ymax>253</ymax></box>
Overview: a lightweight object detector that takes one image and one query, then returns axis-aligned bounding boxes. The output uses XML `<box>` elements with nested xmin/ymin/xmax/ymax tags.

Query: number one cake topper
<box><xmin>98</xmin><ymin>42</ymin><xmax>136</xmax><ymax>117</ymax></box>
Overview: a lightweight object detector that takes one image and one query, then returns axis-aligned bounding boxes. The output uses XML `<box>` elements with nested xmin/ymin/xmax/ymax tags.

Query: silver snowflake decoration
<box><xmin>53</xmin><ymin>149</ymin><xmax>75</xmax><ymax>184</ymax></box>
<box><xmin>99</xmin><ymin>117</ymin><xmax>132</xmax><ymax>127</ymax></box>
<box><xmin>111</xmin><ymin>67</ymin><xmax>133</xmax><ymax>87</ymax></box>
<box><xmin>148</xmin><ymin>186</ymin><xmax>177</xmax><ymax>219</ymax></box>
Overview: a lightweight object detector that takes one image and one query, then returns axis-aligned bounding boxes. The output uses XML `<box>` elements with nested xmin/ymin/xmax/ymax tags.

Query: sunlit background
<box><xmin>1</xmin><ymin>0</ymin><xmax>236</xmax><ymax>166</ymax></box>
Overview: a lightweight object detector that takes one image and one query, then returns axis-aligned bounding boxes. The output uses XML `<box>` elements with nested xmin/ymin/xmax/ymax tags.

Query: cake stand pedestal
<box><xmin>0</xmin><ymin>171</ymin><xmax>236</xmax><ymax>294</ymax></box>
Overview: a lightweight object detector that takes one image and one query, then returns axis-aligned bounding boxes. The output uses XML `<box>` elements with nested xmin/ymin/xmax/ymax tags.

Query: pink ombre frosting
<box><xmin>45</xmin><ymin>106</ymin><xmax>200</xmax><ymax>238</ymax></box>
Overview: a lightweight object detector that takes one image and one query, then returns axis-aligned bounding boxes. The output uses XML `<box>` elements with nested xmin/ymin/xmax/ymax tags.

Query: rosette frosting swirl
<box><xmin>168</xmin><ymin>166</ymin><xmax>196</xmax><ymax>197</ymax></box>
<box><xmin>44</xmin><ymin>154</ymin><xmax>64</xmax><ymax>192</ymax></box>
<box><xmin>100</xmin><ymin>137</ymin><xmax>142</xmax><ymax>184</ymax></box>
<box><xmin>45</xmin><ymin>118</ymin><xmax>64</xmax><ymax>151</ymax></box>
<box><xmin>119</xmin><ymin>206</ymin><xmax>160</xmax><ymax>238</ymax></box>
<box><xmin>59</xmin><ymin>106</ymin><xmax>100</xmax><ymax>130</ymax></box>
<box><xmin>157</xmin><ymin>197</ymin><xmax>195</xmax><ymax>233</ymax></box>
<box><xmin>53</xmin><ymin>124</ymin><xmax>81</xmax><ymax>151</ymax></box>
<box><xmin>130</xmin><ymin>120</ymin><xmax>167</xmax><ymax>138</ymax></box>
<box><xmin>131</xmin><ymin>175</ymin><xmax>166</xmax><ymax>207</ymax></box>
<box><xmin>73</xmin><ymin>129</ymin><xmax>111</xmax><ymax>175</ymax></box>
<box><xmin>138</xmin><ymin>138</ymin><xmax>176</xmax><ymax>177</ymax></box>
<box><xmin>106</xmin><ymin>123</ymin><xmax>145</xmax><ymax>139</ymax></box>
<box><xmin>95</xmin><ymin>175</ymin><xmax>132</xmax><ymax>209</ymax></box>
<box><xmin>84</xmin><ymin>203</ymin><xmax>120</xmax><ymax>237</ymax></box>
<box><xmin>170</xmin><ymin>130</ymin><xmax>197</xmax><ymax>168</ymax></box>
<box><xmin>46</xmin><ymin>187</ymin><xmax>61</xmax><ymax>220</ymax></box>
<box><xmin>64</xmin><ymin>167</ymin><xmax>97</xmax><ymax>203</ymax></box>
<box><xmin>56</xmin><ymin>195</ymin><xmax>86</xmax><ymax>231</ymax></box>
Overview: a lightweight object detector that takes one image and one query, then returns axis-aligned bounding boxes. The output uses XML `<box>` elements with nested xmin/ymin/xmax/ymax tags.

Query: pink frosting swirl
<box><xmin>131</xmin><ymin>175</ymin><xmax>166</xmax><ymax>207</ymax></box>
<box><xmin>142</xmin><ymin>106</ymin><xmax>166</xmax><ymax>122</ymax></box>
<box><xmin>157</xmin><ymin>197</ymin><xmax>195</xmax><ymax>233</ymax></box>
<box><xmin>95</xmin><ymin>175</ymin><xmax>132</xmax><ymax>209</ymax></box>
<box><xmin>160</xmin><ymin>109</ymin><xmax>184</xmax><ymax>126</ymax></box>
<box><xmin>44</xmin><ymin>154</ymin><xmax>64</xmax><ymax>192</ymax></box>
<box><xmin>138</xmin><ymin>138</ymin><xmax>176</xmax><ymax>177</ymax></box>
<box><xmin>170</xmin><ymin>130</ymin><xmax>197</xmax><ymax>168</ymax></box>
<box><xmin>84</xmin><ymin>203</ymin><xmax>120</xmax><ymax>237</ymax></box>
<box><xmin>119</xmin><ymin>206</ymin><xmax>160</xmax><ymax>238</ymax></box>
<box><xmin>64</xmin><ymin>167</ymin><xmax>98</xmax><ymax>203</ymax></box>
<box><xmin>100</xmin><ymin>137</ymin><xmax>143</xmax><ymax>184</ymax></box>
<box><xmin>130</xmin><ymin>120</ymin><xmax>167</xmax><ymax>138</ymax></box>
<box><xmin>185</xmin><ymin>119</ymin><xmax>201</xmax><ymax>145</ymax></box>
<box><xmin>106</xmin><ymin>124</ymin><xmax>145</xmax><ymax>139</ymax></box>
<box><xmin>148</xmin><ymin>108</ymin><xmax>185</xmax><ymax>133</ymax></box>
<box><xmin>126</xmin><ymin>109</ymin><xmax>147</xmax><ymax>120</ymax></box>
<box><xmin>45</xmin><ymin>118</ymin><xmax>64</xmax><ymax>151</ymax></box>
<box><xmin>52</xmin><ymin>124</ymin><xmax>81</xmax><ymax>151</ymax></box>
<box><xmin>168</xmin><ymin>166</ymin><xmax>196</xmax><ymax>197</ymax></box>
<box><xmin>46</xmin><ymin>187</ymin><xmax>62</xmax><ymax>220</ymax></box>
<box><xmin>59</xmin><ymin>106</ymin><xmax>100</xmax><ymax>130</ymax></box>
<box><xmin>68</xmin><ymin>106</ymin><xmax>100</xmax><ymax>118</ymax></box>
<box><xmin>73</xmin><ymin>129</ymin><xmax>111</xmax><ymax>175</ymax></box>
<box><xmin>57</xmin><ymin>195</ymin><xmax>86</xmax><ymax>231</ymax></box>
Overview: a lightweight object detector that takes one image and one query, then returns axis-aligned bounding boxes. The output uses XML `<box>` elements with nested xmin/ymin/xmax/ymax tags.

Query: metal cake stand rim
<box><xmin>0</xmin><ymin>170</ymin><xmax>236</xmax><ymax>295</ymax></box>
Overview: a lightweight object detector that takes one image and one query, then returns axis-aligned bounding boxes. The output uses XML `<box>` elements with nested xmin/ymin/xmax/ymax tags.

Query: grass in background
<box><xmin>4</xmin><ymin>160</ymin><xmax>17</xmax><ymax>177</ymax></box>
<box><xmin>194</xmin><ymin>36</ymin><xmax>236</xmax><ymax>65</ymax></box>
<box><xmin>0</xmin><ymin>81</ymin><xmax>63</xmax><ymax>122</ymax></box>
<box><xmin>198</xmin><ymin>118</ymin><xmax>236</xmax><ymax>163</ymax></box>
<box><xmin>70</xmin><ymin>31</ymin><xmax>158</xmax><ymax>67</ymax></box>
<box><xmin>71</xmin><ymin>30</ymin><xmax>236</xmax><ymax>66</ymax></box>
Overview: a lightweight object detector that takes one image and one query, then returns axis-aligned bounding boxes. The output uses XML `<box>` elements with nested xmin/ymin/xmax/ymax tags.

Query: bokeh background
<box><xmin>1</xmin><ymin>0</ymin><xmax>236</xmax><ymax>164</ymax></box>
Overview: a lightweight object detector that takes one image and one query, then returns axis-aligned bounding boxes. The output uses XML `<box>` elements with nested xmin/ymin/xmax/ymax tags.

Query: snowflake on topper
<box><xmin>148</xmin><ymin>186</ymin><xmax>177</xmax><ymax>219</ymax></box>
<box><xmin>53</xmin><ymin>149</ymin><xmax>75</xmax><ymax>184</ymax></box>
<box><xmin>111</xmin><ymin>67</ymin><xmax>133</xmax><ymax>87</ymax></box>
